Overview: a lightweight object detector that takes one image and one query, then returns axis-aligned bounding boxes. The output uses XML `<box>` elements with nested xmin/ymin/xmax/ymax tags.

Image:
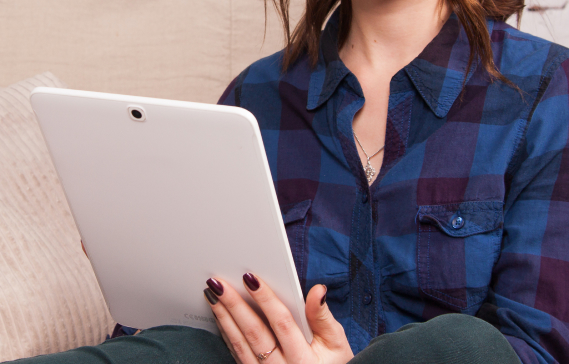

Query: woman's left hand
<box><xmin>203</xmin><ymin>273</ymin><xmax>354</xmax><ymax>364</ymax></box>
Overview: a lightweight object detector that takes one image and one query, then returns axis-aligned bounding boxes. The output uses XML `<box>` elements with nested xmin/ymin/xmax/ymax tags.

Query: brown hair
<box><xmin>269</xmin><ymin>0</ymin><xmax>524</xmax><ymax>84</ymax></box>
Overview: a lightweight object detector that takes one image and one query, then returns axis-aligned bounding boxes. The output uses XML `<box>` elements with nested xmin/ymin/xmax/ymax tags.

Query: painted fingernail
<box><xmin>206</xmin><ymin>278</ymin><xmax>224</xmax><ymax>296</ymax></box>
<box><xmin>204</xmin><ymin>288</ymin><xmax>219</xmax><ymax>305</ymax></box>
<box><xmin>243</xmin><ymin>273</ymin><xmax>260</xmax><ymax>291</ymax></box>
<box><xmin>320</xmin><ymin>285</ymin><xmax>328</xmax><ymax>306</ymax></box>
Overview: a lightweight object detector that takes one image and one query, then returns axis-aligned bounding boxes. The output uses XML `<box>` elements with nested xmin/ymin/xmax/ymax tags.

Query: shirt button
<box><xmin>362</xmin><ymin>192</ymin><xmax>368</xmax><ymax>204</ymax></box>
<box><xmin>451</xmin><ymin>216</ymin><xmax>465</xmax><ymax>229</ymax></box>
<box><xmin>363</xmin><ymin>292</ymin><xmax>372</xmax><ymax>305</ymax></box>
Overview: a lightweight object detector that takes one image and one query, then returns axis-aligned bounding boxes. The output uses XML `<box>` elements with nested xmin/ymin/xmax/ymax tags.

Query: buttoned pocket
<box><xmin>281</xmin><ymin>200</ymin><xmax>312</xmax><ymax>296</ymax></box>
<box><xmin>416</xmin><ymin>201</ymin><xmax>503</xmax><ymax>311</ymax></box>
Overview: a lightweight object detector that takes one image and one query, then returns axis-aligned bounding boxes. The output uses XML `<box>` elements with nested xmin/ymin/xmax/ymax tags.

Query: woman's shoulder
<box><xmin>491</xmin><ymin>20</ymin><xmax>569</xmax><ymax>79</ymax></box>
<box><xmin>494</xmin><ymin>22</ymin><xmax>569</xmax><ymax>182</ymax></box>
<box><xmin>218</xmin><ymin>49</ymin><xmax>312</xmax><ymax>107</ymax></box>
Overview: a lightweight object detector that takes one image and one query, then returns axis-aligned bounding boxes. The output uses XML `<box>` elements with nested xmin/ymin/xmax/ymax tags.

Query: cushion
<box><xmin>0</xmin><ymin>1</ymin><xmax>304</xmax><ymax>104</ymax></box>
<box><xmin>0</xmin><ymin>73</ymin><xmax>115</xmax><ymax>361</ymax></box>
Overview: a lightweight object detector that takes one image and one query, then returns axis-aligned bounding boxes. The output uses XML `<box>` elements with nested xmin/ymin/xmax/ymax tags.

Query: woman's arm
<box><xmin>477</xmin><ymin>57</ymin><xmax>569</xmax><ymax>364</ymax></box>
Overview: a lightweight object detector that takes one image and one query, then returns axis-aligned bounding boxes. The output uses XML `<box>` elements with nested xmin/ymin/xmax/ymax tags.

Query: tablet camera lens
<box><xmin>131</xmin><ymin>109</ymin><xmax>143</xmax><ymax>119</ymax></box>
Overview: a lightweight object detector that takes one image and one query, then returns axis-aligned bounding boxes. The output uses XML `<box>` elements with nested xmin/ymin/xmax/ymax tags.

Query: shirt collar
<box><xmin>307</xmin><ymin>10</ymin><xmax>495</xmax><ymax>118</ymax></box>
<box><xmin>306</xmin><ymin>10</ymin><xmax>353</xmax><ymax>111</ymax></box>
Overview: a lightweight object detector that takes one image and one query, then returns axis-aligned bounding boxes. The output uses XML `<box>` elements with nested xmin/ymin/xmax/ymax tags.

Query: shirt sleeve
<box><xmin>217</xmin><ymin>68</ymin><xmax>249</xmax><ymax>107</ymax></box>
<box><xmin>477</xmin><ymin>57</ymin><xmax>569</xmax><ymax>364</ymax></box>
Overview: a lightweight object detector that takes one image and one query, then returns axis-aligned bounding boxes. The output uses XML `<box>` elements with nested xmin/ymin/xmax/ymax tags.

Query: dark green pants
<box><xmin>9</xmin><ymin>314</ymin><xmax>520</xmax><ymax>364</ymax></box>
<box><xmin>348</xmin><ymin>314</ymin><xmax>520</xmax><ymax>364</ymax></box>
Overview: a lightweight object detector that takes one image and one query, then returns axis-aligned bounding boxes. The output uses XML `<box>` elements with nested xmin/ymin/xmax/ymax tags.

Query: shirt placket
<box><xmin>334</xmin><ymin>80</ymin><xmax>381</xmax><ymax>353</ymax></box>
<box><xmin>334</xmin><ymin>71</ymin><xmax>415</xmax><ymax>350</ymax></box>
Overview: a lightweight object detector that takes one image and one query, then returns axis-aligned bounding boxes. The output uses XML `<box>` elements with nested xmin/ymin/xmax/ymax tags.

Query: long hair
<box><xmin>269</xmin><ymin>0</ymin><xmax>524</xmax><ymax>84</ymax></box>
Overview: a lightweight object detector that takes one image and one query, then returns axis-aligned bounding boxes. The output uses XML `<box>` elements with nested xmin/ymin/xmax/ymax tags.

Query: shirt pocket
<box><xmin>281</xmin><ymin>199</ymin><xmax>312</xmax><ymax>296</ymax></box>
<box><xmin>416</xmin><ymin>201</ymin><xmax>503</xmax><ymax>311</ymax></box>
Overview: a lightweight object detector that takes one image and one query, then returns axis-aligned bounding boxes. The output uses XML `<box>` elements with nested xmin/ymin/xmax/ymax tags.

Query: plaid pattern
<box><xmin>219</xmin><ymin>11</ymin><xmax>569</xmax><ymax>363</ymax></box>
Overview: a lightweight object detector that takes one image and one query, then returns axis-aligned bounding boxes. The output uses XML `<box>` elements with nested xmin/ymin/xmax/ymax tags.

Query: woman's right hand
<box><xmin>204</xmin><ymin>274</ymin><xmax>354</xmax><ymax>364</ymax></box>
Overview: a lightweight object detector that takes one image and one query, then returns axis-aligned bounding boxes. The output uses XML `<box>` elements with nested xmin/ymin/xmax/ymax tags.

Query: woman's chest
<box><xmin>268</xmin><ymin>85</ymin><xmax>525</xmax><ymax>316</ymax></box>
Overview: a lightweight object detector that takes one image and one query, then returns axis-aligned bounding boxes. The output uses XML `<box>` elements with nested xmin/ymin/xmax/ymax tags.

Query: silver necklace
<box><xmin>353</xmin><ymin>130</ymin><xmax>384</xmax><ymax>182</ymax></box>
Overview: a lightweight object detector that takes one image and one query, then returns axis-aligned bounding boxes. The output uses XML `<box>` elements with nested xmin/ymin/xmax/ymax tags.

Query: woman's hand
<box><xmin>203</xmin><ymin>273</ymin><xmax>354</xmax><ymax>364</ymax></box>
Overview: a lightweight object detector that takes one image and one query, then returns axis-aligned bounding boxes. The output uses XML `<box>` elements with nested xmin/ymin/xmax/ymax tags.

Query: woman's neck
<box><xmin>340</xmin><ymin>0</ymin><xmax>451</xmax><ymax>75</ymax></box>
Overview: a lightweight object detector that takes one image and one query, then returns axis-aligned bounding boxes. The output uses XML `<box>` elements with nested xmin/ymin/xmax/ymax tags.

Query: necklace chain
<box><xmin>353</xmin><ymin>131</ymin><xmax>385</xmax><ymax>160</ymax></box>
<box><xmin>353</xmin><ymin>130</ymin><xmax>385</xmax><ymax>183</ymax></box>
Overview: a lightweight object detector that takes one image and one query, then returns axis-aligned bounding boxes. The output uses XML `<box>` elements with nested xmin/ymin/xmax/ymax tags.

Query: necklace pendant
<box><xmin>364</xmin><ymin>160</ymin><xmax>375</xmax><ymax>182</ymax></box>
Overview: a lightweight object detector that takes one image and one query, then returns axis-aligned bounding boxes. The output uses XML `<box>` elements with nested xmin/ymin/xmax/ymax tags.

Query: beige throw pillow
<box><xmin>0</xmin><ymin>73</ymin><xmax>114</xmax><ymax>362</ymax></box>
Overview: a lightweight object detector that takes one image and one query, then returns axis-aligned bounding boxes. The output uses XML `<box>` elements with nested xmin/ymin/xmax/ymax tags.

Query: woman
<box><xmin>12</xmin><ymin>0</ymin><xmax>569</xmax><ymax>362</ymax></box>
<box><xmin>210</xmin><ymin>0</ymin><xmax>569</xmax><ymax>362</ymax></box>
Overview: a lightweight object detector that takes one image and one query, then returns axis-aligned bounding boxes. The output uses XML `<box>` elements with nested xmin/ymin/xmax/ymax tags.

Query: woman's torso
<box><xmin>218</xmin><ymin>12</ymin><xmax>569</xmax><ymax>354</ymax></box>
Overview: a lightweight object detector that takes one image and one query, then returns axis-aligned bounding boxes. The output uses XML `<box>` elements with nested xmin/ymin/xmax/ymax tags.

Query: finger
<box><xmin>206</xmin><ymin>278</ymin><xmax>282</xmax><ymax>363</ymax></box>
<box><xmin>204</xmin><ymin>288</ymin><xmax>258</xmax><ymax>364</ymax></box>
<box><xmin>213</xmin><ymin>312</ymin><xmax>242</xmax><ymax>364</ymax></box>
<box><xmin>305</xmin><ymin>284</ymin><xmax>352</xmax><ymax>356</ymax></box>
<box><xmin>242</xmin><ymin>273</ymin><xmax>311</xmax><ymax>360</ymax></box>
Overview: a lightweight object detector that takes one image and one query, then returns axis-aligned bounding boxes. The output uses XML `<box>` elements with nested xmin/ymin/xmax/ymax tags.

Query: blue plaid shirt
<box><xmin>219</xmin><ymin>11</ymin><xmax>569</xmax><ymax>363</ymax></box>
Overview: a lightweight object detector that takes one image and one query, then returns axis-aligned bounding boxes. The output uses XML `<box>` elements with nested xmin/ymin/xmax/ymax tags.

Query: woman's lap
<box><xmin>348</xmin><ymin>314</ymin><xmax>521</xmax><ymax>364</ymax></box>
<box><xmin>9</xmin><ymin>326</ymin><xmax>236</xmax><ymax>364</ymax></box>
<box><xmin>9</xmin><ymin>314</ymin><xmax>520</xmax><ymax>364</ymax></box>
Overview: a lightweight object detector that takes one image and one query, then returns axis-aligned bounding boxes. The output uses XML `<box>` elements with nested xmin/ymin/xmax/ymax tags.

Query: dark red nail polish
<box><xmin>204</xmin><ymin>288</ymin><xmax>219</xmax><ymax>305</ymax></box>
<box><xmin>243</xmin><ymin>273</ymin><xmax>260</xmax><ymax>291</ymax></box>
<box><xmin>206</xmin><ymin>278</ymin><xmax>224</xmax><ymax>296</ymax></box>
<box><xmin>320</xmin><ymin>285</ymin><xmax>328</xmax><ymax>306</ymax></box>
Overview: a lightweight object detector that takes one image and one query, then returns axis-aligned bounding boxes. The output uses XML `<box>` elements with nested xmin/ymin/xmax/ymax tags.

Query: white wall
<box><xmin>508</xmin><ymin>0</ymin><xmax>569</xmax><ymax>46</ymax></box>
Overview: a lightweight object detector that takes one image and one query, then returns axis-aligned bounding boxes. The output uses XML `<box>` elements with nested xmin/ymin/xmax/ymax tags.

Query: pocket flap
<box><xmin>417</xmin><ymin>201</ymin><xmax>503</xmax><ymax>237</ymax></box>
<box><xmin>281</xmin><ymin>200</ymin><xmax>312</xmax><ymax>224</ymax></box>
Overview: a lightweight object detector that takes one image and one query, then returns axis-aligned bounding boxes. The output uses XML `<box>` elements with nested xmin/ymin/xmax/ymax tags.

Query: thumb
<box><xmin>305</xmin><ymin>285</ymin><xmax>349</xmax><ymax>350</ymax></box>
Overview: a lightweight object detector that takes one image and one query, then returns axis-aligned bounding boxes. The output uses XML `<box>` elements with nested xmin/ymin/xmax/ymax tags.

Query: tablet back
<box><xmin>30</xmin><ymin>87</ymin><xmax>312</xmax><ymax>342</ymax></box>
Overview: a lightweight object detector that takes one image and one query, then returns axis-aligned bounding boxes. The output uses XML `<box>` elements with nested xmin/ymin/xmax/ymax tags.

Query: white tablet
<box><xmin>30</xmin><ymin>87</ymin><xmax>312</xmax><ymax>342</ymax></box>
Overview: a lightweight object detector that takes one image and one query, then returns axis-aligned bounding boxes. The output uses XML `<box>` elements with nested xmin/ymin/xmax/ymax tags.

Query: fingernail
<box><xmin>204</xmin><ymin>288</ymin><xmax>219</xmax><ymax>305</ymax></box>
<box><xmin>206</xmin><ymin>278</ymin><xmax>224</xmax><ymax>296</ymax></box>
<box><xmin>320</xmin><ymin>285</ymin><xmax>327</xmax><ymax>306</ymax></box>
<box><xmin>243</xmin><ymin>273</ymin><xmax>260</xmax><ymax>291</ymax></box>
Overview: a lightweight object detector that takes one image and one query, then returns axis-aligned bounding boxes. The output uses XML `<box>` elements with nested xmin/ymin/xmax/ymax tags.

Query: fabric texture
<box><xmin>0</xmin><ymin>0</ymin><xmax>304</xmax><ymax>104</ymax></box>
<box><xmin>348</xmin><ymin>314</ymin><xmax>520</xmax><ymax>364</ymax></box>
<box><xmin>0</xmin><ymin>73</ymin><xmax>115</xmax><ymax>362</ymax></box>
<box><xmin>8</xmin><ymin>326</ymin><xmax>236</xmax><ymax>364</ymax></box>
<box><xmin>218</xmin><ymin>10</ymin><xmax>569</xmax><ymax>363</ymax></box>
